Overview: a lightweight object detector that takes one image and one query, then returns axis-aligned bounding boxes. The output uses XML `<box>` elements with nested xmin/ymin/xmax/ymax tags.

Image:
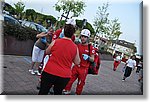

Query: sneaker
<box><xmin>63</xmin><ymin>90</ymin><xmax>71</xmax><ymax>95</ymax></box>
<box><xmin>138</xmin><ymin>79</ymin><xmax>141</xmax><ymax>82</ymax></box>
<box><xmin>29</xmin><ymin>69</ymin><xmax>33</xmax><ymax>72</ymax></box>
<box><xmin>113</xmin><ymin>68</ymin><xmax>116</xmax><ymax>71</ymax></box>
<box><xmin>122</xmin><ymin>78</ymin><xmax>125</xmax><ymax>82</ymax></box>
<box><xmin>37</xmin><ymin>72</ymin><xmax>41</xmax><ymax>76</ymax></box>
<box><xmin>34</xmin><ymin>70</ymin><xmax>41</xmax><ymax>76</ymax></box>
<box><xmin>30</xmin><ymin>70</ymin><xmax>36</xmax><ymax>75</ymax></box>
<box><xmin>38</xmin><ymin>66</ymin><xmax>43</xmax><ymax>73</ymax></box>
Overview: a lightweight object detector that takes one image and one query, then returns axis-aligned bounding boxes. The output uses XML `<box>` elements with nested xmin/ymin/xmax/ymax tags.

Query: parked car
<box><xmin>21</xmin><ymin>21</ymin><xmax>48</xmax><ymax>32</ymax></box>
<box><xmin>4</xmin><ymin>14</ymin><xmax>20</xmax><ymax>25</ymax></box>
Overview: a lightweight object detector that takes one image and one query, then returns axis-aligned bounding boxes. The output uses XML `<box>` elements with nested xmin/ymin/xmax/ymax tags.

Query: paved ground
<box><xmin>1</xmin><ymin>55</ymin><xmax>142</xmax><ymax>95</ymax></box>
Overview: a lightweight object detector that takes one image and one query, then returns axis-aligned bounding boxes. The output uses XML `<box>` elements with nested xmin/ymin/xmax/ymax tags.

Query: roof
<box><xmin>111</xmin><ymin>40</ymin><xmax>137</xmax><ymax>51</ymax></box>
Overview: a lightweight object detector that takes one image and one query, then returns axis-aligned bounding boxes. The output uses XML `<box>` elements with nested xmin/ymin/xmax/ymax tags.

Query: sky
<box><xmin>4</xmin><ymin>0</ymin><xmax>142</xmax><ymax>54</ymax></box>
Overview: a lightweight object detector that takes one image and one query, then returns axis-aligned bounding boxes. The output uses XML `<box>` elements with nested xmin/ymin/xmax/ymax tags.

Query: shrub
<box><xmin>3</xmin><ymin>22</ymin><xmax>39</xmax><ymax>41</ymax></box>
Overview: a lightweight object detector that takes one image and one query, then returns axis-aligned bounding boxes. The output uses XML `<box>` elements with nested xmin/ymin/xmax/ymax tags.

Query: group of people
<box><xmin>28</xmin><ymin>18</ymin><xmax>143</xmax><ymax>95</ymax></box>
<box><xmin>28</xmin><ymin>19</ymin><xmax>100</xmax><ymax>95</ymax></box>
<box><xmin>113</xmin><ymin>53</ymin><xmax>143</xmax><ymax>83</ymax></box>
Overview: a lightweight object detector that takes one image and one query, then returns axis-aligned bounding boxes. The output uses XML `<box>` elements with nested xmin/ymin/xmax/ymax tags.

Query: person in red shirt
<box><xmin>53</xmin><ymin>19</ymin><xmax>76</xmax><ymax>42</ymax></box>
<box><xmin>92</xmin><ymin>47</ymin><xmax>101</xmax><ymax>74</ymax></box>
<box><xmin>52</xmin><ymin>26</ymin><xmax>63</xmax><ymax>41</ymax></box>
<box><xmin>113</xmin><ymin>52</ymin><xmax>122</xmax><ymax>71</ymax></box>
<box><xmin>63</xmin><ymin>29</ymin><xmax>95</xmax><ymax>95</ymax></box>
<box><xmin>38</xmin><ymin>24</ymin><xmax>80</xmax><ymax>95</ymax></box>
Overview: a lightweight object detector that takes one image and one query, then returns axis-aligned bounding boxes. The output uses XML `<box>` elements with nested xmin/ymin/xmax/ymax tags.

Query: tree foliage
<box><xmin>4</xmin><ymin>1</ymin><xmax>94</xmax><ymax>36</ymax></box>
<box><xmin>76</xmin><ymin>20</ymin><xmax>95</xmax><ymax>36</ymax></box>
<box><xmin>54</xmin><ymin>0</ymin><xmax>86</xmax><ymax>18</ymax></box>
<box><xmin>104</xmin><ymin>19</ymin><xmax>122</xmax><ymax>40</ymax></box>
<box><xmin>13</xmin><ymin>1</ymin><xmax>25</xmax><ymax>19</ymax></box>
<box><xmin>94</xmin><ymin>3</ymin><xmax>109</xmax><ymax>34</ymax></box>
<box><xmin>25</xmin><ymin>9</ymin><xmax>36</xmax><ymax>21</ymax></box>
<box><xmin>23</xmin><ymin>9</ymin><xmax>57</xmax><ymax>28</ymax></box>
<box><xmin>4</xmin><ymin>22</ymin><xmax>38</xmax><ymax>41</ymax></box>
<box><xmin>3</xmin><ymin>2</ymin><xmax>16</xmax><ymax>15</ymax></box>
<box><xmin>93</xmin><ymin>3</ymin><xmax>122</xmax><ymax>40</ymax></box>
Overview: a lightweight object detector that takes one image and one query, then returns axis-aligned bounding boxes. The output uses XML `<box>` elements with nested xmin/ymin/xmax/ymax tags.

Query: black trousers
<box><xmin>38</xmin><ymin>71</ymin><xmax>70</xmax><ymax>95</ymax></box>
<box><xmin>124</xmin><ymin>66</ymin><xmax>132</xmax><ymax>78</ymax></box>
<box><xmin>136</xmin><ymin>66</ymin><xmax>142</xmax><ymax>73</ymax></box>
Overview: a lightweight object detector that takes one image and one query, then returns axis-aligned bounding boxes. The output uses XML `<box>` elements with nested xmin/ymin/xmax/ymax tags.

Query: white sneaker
<box><xmin>29</xmin><ymin>69</ymin><xmax>32</xmax><ymax>72</ymax></box>
<box><xmin>37</xmin><ymin>72</ymin><xmax>41</xmax><ymax>76</ymax></box>
<box><xmin>30</xmin><ymin>70</ymin><xmax>36</xmax><ymax>75</ymax></box>
<box><xmin>34</xmin><ymin>70</ymin><xmax>41</xmax><ymax>76</ymax></box>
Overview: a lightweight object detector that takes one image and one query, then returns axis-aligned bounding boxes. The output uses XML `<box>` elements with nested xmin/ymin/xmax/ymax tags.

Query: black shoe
<box><xmin>138</xmin><ymin>79</ymin><xmax>141</xmax><ymax>82</ymax></box>
<box><xmin>113</xmin><ymin>68</ymin><xmax>116</xmax><ymax>71</ymax></box>
<box><xmin>122</xmin><ymin>78</ymin><xmax>125</xmax><ymax>81</ymax></box>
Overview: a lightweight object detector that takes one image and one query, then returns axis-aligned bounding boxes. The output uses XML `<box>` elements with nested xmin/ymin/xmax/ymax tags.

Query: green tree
<box><xmin>93</xmin><ymin>3</ymin><xmax>109</xmax><ymax>37</ymax></box>
<box><xmin>54</xmin><ymin>0</ymin><xmax>86</xmax><ymax>19</ymax></box>
<box><xmin>76</xmin><ymin>19</ymin><xmax>95</xmax><ymax>36</ymax></box>
<box><xmin>105</xmin><ymin>19</ymin><xmax>122</xmax><ymax>40</ymax></box>
<box><xmin>84</xmin><ymin>22</ymin><xmax>95</xmax><ymax>35</ymax></box>
<box><xmin>42</xmin><ymin>15</ymin><xmax>57</xmax><ymax>26</ymax></box>
<box><xmin>3</xmin><ymin>2</ymin><xmax>16</xmax><ymax>15</ymax></box>
<box><xmin>94</xmin><ymin>3</ymin><xmax>122</xmax><ymax>40</ymax></box>
<box><xmin>14</xmin><ymin>1</ymin><xmax>25</xmax><ymax>19</ymax></box>
<box><xmin>25</xmin><ymin>9</ymin><xmax>36</xmax><ymax>21</ymax></box>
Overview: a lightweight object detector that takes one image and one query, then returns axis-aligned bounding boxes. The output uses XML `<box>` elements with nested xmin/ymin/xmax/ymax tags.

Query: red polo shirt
<box><xmin>44</xmin><ymin>38</ymin><xmax>77</xmax><ymax>78</ymax></box>
<box><xmin>77</xmin><ymin>44</ymin><xmax>95</xmax><ymax>68</ymax></box>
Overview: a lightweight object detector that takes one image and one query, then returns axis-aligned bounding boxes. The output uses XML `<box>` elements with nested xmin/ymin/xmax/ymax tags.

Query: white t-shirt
<box><xmin>126</xmin><ymin>59</ymin><xmax>136</xmax><ymax>68</ymax></box>
<box><xmin>115</xmin><ymin>56</ymin><xmax>122</xmax><ymax>61</ymax></box>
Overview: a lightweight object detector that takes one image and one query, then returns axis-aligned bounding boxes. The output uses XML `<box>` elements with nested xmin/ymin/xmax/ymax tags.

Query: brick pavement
<box><xmin>1</xmin><ymin>55</ymin><xmax>142</xmax><ymax>95</ymax></box>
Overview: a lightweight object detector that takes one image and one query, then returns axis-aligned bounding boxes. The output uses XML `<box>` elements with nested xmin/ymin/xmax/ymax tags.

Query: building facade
<box><xmin>93</xmin><ymin>35</ymin><xmax>137</xmax><ymax>58</ymax></box>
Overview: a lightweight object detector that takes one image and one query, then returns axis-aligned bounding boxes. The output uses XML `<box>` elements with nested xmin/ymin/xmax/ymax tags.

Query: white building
<box><xmin>93</xmin><ymin>35</ymin><xmax>137</xmax><ymax>58</ymax></box>
<box><xmin>108</xmin><ymin>40</ymin><xmax>137</xmax><ymax>57</ymax></box>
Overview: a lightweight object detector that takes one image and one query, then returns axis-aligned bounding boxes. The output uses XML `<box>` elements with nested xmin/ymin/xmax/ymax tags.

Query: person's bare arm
<box><xmin>36</xmin><ymin>32</ymin><xmax>47</xmax><ymax>38</ymax></box>
<box><xmin>124</xmin><ymin>59</ymin><xmax>129</xmax><ymax>67</ymax></box>
<box><xmin>73</xmin><ymin>48</ymin><xmax>80</xmax><ymax>65</ymax></box>
<box><xmin>46</xmin><ymin>43</ymin><xmax>50</xmax><ymax>47</ymax></box>
<box><xmin>45</xmin><ymin>40</ymin><xmax>55</xmax><ymax>55</ymax></box>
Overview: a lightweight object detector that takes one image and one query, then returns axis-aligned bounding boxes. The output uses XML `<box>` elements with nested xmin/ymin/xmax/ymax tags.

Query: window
<box><xmin>36</xmin><ymin>24</ymin><xmax>47</xmax><ymax>32</ymax></box>
<box><xmin>30</xmin><ymin>23</ymin><xmax>37</xmax><ymax>30</ymax></box>
<box><xmin>4</xmin><ymin>16</ymin><xmax>20</xmax><ymax>25</ymax></box>
<box><xmin>24</xmin><ymin>22</ymin><xmax>31</xmax><ymax>27</ymax></box>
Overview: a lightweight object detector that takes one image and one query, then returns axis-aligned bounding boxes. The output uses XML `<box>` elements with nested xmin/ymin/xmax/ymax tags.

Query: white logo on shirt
<box><xmin>92</xmin><ymin>50</ymin><xmax>95</xmax><ymax>54</ymax></box>
<box><xmin>85</xmin><ymin>50</ymin><xmax>89</xmax><ymax>52</ymax></box>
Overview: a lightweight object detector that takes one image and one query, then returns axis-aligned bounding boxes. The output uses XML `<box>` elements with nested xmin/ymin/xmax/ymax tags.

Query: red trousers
<box><xmin>113</xmin><ymin>61</ymin><xmax>120</xmax><ymax>70</ymax></box>
<box><xmin>65</xmin><ymin>65</ymin><xmax>88</xmax><ymax>95</ymax></box>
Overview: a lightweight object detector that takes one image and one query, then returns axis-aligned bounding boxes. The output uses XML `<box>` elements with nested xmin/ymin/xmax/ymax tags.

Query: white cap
<box><xmin>80</xmin><ymin>29</ymin><xmax>91</xmax><ymax>37</ymax></box>
<box><xmin>66</xmin><ymin>18</ymin><xmax>76</xmax><ymax>27</ymax></box>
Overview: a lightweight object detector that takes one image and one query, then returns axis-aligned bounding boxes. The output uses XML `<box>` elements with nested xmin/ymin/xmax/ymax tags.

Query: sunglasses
<box><xmin>81</xmin><ymin>35</ymin><xmax>88</xmax><ymax>38</ymax></box>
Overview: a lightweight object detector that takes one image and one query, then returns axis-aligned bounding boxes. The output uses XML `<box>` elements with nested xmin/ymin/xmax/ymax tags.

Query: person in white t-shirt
<box><xmin>122</xmin><ymin>55</ymin><xmax>136</xmax><ymax>81</ymax></box>
<box><xmin>113</xmin><ymin>53</ymin><xmax>122</xmax><ymax>71</ymax></box>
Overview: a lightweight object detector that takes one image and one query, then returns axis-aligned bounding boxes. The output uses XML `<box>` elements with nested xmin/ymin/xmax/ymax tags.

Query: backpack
<box><xmin>88</xmin><ymin>44</ymin><xmax>101</xmax><ymax>75</ymax></box>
